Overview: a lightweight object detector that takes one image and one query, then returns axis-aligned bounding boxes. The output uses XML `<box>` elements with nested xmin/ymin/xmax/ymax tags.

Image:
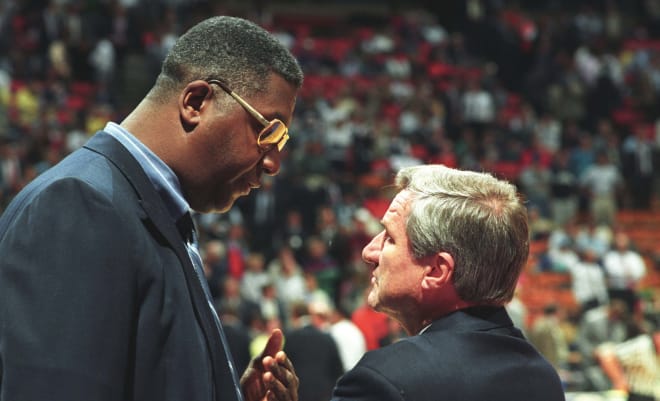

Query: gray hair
<box><xmin>151</xmin><ymin>16</ymin><xmax>303</xmax><ymax>100</ymax></box>
<box><xmin>395</xmin><ymin>165</ymin><xmax>529</xmax><ymax>305</ymax></box>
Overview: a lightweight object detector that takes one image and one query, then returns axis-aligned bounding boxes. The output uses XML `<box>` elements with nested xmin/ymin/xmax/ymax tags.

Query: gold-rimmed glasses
<box><xmin>207</xmin><ymin>79</ymin><xmax>289</xmax><ymax>152</ymax></box>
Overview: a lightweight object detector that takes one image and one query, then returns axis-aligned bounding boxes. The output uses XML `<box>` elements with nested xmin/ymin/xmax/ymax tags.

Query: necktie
<box><xmin>178</xmin><ymin>212</ymin><xmax>245</xmax><ymax>401</ymax></box>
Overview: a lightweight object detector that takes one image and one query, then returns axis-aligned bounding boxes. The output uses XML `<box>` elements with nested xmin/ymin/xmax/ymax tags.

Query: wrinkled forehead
<box><xmin>383</xmin><ymin>189</ymin><xmax>414</xmax><ymax>222</ymax></box>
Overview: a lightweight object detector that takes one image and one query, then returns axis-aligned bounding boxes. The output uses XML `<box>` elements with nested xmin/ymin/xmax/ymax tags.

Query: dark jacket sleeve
<box><xmin>0</xmin><ymin>178</ymin><xmax>141</xmax><ymax>401</ymax></box>
<box><xmin>332</xmin><ymin>363</ymin><xmax>405</xmax><ymax>401</ymax></box>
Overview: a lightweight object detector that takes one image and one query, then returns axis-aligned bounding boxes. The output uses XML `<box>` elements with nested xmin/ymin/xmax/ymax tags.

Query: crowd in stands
<box><xmin>2</xmin><ymin>0</ymin><xmax>660</xmax><ymax>399</ymax></box>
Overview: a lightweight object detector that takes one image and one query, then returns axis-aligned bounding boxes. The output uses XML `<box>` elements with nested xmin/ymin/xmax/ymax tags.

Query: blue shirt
<box><xmin>104</xmin><ymin>122</ymin><xmax>189</xmax><ymax>222</ymax></box>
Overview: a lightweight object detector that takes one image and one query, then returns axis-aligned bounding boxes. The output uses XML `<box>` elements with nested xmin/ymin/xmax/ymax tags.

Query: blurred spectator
<box><xmin>268</xmin><ymin>245</ymin><xmax>307</xmax><ymax>314</ymax></box>
<box><xmin>574</xmin><ymin>220</ymin><xmax>612</xmax><ymax>259</ymax></box>
<box><xmin>259</xmin><ymin>282</ymin><xmax>287</xmax><ymax>328</ymax></box>
<box><xmin>549</xmin><ymin>149</ymin><xmax>580</xmax><ymax>227</ymax></box>
<box><xmin>303</xmin><ymin>271</ymin><xmax>333</xmax><ymax>308</ymax></box>
<box><xmin>535</xmin><ymin>111</ymin><xmax>562</xmax><ymax>154</ymax></box>
<box><xmin>310</xmin><ymin>301</ymin><xmax>367</xmax><ymax>372</ymax></box>
<box><xmin>315</xmin><ymin>205</ymin><xmax>352</xmax><ymax>280</ymax></box>
<box><xmin>621</xmin><ymin>125</ymin><xmax>656</xmax><ymax>210</ymax></box>
<box><xmin>570</xmin><ymin>134</ymin><xmax>597</xmax><ymax>180</ymax></box>
<box><xmin>602</xmin><ymin>231</ymin><xmax>648</xmax><ymax>313</ymax></box>
<box><xmin>527</xmin><ymin>205</ymin><xmax>554</xmax><ymax>241</ymax></box>
<box><xmin>519</xmin><ymin>155</ymin><xmax>553</xmax><ymax>218</ymax></box>
<box><xmin>547</xmin><ymin>55</ymin><xmax>586</xmax><ymax>123</ymax></box>
<box><xmin>239</xmin><ymin>251</ymin><xmax>270</xmax><ymax>304</ymax></box>
<box><xmin>580</xmin><ymin>150</ymin><xmax>624</xmax><ymax>226</ymax></box>
<box><xmin>274</xmin><ymin>209</ymin><xmax>308</xmax><ymax>261</ymax></box>
<box><xmin>202</xmin><ymin>239</ymin><xmax>227</xmax><ymax>299</ymax></box>
<box><xmin>548</xmin><ymin>236</ymin><xmax>580</xmax><ymax>274</ymax></box>
<box><xmin>214</xmin><ymin>276</ymin><xmax>259</xmax><ymax>329</ymax></box>
<box><xmin>461</xmin><ymin>76</ymin><xmax>496</xmax><ymax>134</ymax></box>
<box><xmin>302</xmin><ymin>235</ymin><xmax>340</xmax><ymax>301</ymax></box>
<box><xmin>529</xmin><ymin>304</ymin><xmax>570</xmax><ymax>372</ymax></box>
<box><xmin>225</xmin><ymin>223</ymin><xmax>248</xmax><ymax>280</ymax></box>
<box><xmin>568</xmin><ymin>248</ymin><xmax>610</xmax><ymax>316</ymax></box>
<box><xmin>594</xmin><ymin>332</ymin><xmax>660</xmax><ymax>400</ymax></box>
<box><xmin>574</xmin><ymin>299</ymin><xmax>642</xmax><ymax>392</ymax></box>
<box><xmin>238</xmin><ymin>175</ymin><xmax>281</xmax><ymax>260</ymax></box>
<box><xmin>284</xmin><ymin>302</ymin><xmax>344</xmax><ymax>401</ymax></box>
<box><xmin>0</xmin><ymin>139</ymin><xmax>22</xmax><ymax>201</ymax></box>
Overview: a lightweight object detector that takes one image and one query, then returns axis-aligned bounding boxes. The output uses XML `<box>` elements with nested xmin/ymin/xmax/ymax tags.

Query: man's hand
<box><xmin>240</xmin><ymin>328</ymin><xmax>299</xmax><ymax>401</ymax></box>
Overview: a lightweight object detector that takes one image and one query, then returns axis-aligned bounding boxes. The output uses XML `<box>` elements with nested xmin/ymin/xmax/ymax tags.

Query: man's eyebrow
<box><xmin>379</xmin><ymin>219</ymin><xmax>390</xmax><ymax>232</ymax></box>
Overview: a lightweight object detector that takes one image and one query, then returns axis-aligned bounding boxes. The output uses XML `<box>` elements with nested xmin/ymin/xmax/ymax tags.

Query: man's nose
<box><xmin>261</xmin><ymin>147</ymin><xmax>281</xmax><ymax>175</ymax></box>
<box><xmin>362</xmin><ymin>231</ymin><xmax>383</xmax><ymax>266</ymax></box>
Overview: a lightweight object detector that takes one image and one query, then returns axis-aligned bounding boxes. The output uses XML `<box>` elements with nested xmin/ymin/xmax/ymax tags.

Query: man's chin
<box><xmin>211</xmin><ymin>191</ymin><xmax>245</xmax><ymax>213</ymax></box>
<box><xmin>193</xmin><ymin>198</ymin><xmax>235</xmax><ymax>214</ymax></box>
<box><xmin>367</xmin><ymin>290</ymin><xmax>379</xmax><ymax>310</ymax></box>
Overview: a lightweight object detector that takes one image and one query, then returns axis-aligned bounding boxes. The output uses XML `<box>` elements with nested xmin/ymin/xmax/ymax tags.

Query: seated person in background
<box><xmin>595</xmin><ymin>332</ymin><xmax>659</xmax><ymax>401</ymax></box>
<box><xmin>331</xmin><ymin>164</ymin><xmax>565</xmax><ymax>401</ymax></box>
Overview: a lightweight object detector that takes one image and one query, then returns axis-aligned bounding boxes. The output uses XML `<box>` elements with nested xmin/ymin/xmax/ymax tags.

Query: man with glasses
<box><xmin>0</xmin><ymin>16</ymin><xmax>303</xmax><ymax>401</ymax></box>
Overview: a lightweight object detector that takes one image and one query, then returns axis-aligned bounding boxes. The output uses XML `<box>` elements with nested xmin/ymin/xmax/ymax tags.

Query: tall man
<box><xmin>0</xmin><ymin>16</ymin><xmax>303</xmax><ymax>401</ymax></box>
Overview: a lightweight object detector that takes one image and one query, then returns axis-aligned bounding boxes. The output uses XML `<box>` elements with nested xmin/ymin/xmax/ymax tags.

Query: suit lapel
<box><xmin>84</xmin><ymin>131</ymin><xmax>230</xmax><ymax>400</ymax></box>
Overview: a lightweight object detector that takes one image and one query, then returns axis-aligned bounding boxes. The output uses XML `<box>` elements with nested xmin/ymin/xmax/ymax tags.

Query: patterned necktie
<box><xmin>178</xmin><ymin>212</ymin><xmax>245</xmax><ymax>401</ymax></box>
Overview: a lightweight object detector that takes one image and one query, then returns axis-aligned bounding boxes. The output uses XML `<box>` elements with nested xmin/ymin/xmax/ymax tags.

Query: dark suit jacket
<box><xmin>332</xmin><ymin>307</ymin><xmax>566</xmax><ymax>401</ymax></box>
<box><xmin>284</xmin><ymin>324</ymin><xmax>344</xmax><ymax>401</ymax></box>
<box><xmin>0</xmin><ymin>132</ymin><xmax>238</xmax><ymax>401</ymax></box>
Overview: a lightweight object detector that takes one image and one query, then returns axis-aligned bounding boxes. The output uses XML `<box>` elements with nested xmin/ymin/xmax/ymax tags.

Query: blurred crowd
<box><xmin>1</xmin><ymin>0</ymin><xmax>660</xmax><ymax>399</ymax></box>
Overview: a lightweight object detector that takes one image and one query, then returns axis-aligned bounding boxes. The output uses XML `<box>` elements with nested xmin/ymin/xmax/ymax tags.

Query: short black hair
<box><xmin>152</xmin><ymin>16</ymin><xmax>303</xmax><ymax>100</ymax></box>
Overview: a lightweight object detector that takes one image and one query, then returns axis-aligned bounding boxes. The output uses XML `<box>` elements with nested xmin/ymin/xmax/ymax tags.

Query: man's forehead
<box><xmin>384</xmin><ymin>190</ymin><xmax>413</xmax><ymax>221</ymax></box>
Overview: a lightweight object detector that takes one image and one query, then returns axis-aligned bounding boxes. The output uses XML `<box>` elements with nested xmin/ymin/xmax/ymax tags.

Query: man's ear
<box><xmin>421</xmin><ymin>252</ymin><xmax>454</xmax><ymax>290</ymax></box>
<box><xmin>180</xmin><ymin>81</ymin><xmax>213</xmax><ymax>132</ymax></box>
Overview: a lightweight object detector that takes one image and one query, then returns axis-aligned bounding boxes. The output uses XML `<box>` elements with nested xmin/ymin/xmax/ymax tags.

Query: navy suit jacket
<box><xmin>0</xmin><ymin>132</ymin><xmax>237</xmax><ymax>401</ymax></box>
<box><xmin>332</xmin><ymin>307</ymin><xmax>565</xmax><ymax>401</ymax></box>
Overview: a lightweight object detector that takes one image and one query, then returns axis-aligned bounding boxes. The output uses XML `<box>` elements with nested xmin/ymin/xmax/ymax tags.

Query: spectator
<box><xmin>602</xmin><ymin>231</ymin><xmax>647</xmax><ymax>313</ymax></box>
<box><xmin>268</xmin><ymin>245</ymin><xmax>307</xmax><ymax>314</ymax></box>
<box><xmin>529</xmin><ymin>304</ymin><xmax>570</xmax><ymax>372</ymax></box>
<box><xmin>518</xmin><ymin>155</ymin><xmax>553</xmax><ymax>218</ymax></box>
<box><xmin>284</xmin><ymin>302</ymin><xmax>344</xmax><ymax>401</ymax></box>
<box><xmin>202</xmin><ymin>239</ymin><xmax>227</xmax><ymax>299</ymax></box>
<box><xmin>621</xmin><ymin>125</ymin><xmax>656</xmax><ymax>210</ymax></box>
<box><xmin>321</xmin><ymin>303</ymin><xmax>368</xmax><ymax>372</ymax></box>
<box><xmin>580</xmin><ymin>150</ymin><xmax>624</xmax><ymax>226</ymax></box>
<box><xmin>461</xmin><ymin>76</ymin><xmax>496</xmax><ymax>134</ymax></box>
<box><xmin>574</xmin><ymin>299</ymin><xmax>643</xmax><ymax>392</ymax></box>
<box><xmin>240</xmin><ymin>251</ymin><xmax>270</xmax><ymax>304</ymax></box>
<box><xmin>549</xmin><ymin>149</ymin><xmax>580</xmax><ymax>227</ymax></box>
<box><xmin>215</xmin><ymin>276</ymin><xmax>260</xmax><ymax>329</ymax></box>
<box><xmin>568</xmin><ymin>248</ymin><xmax>610</xmax><ymax>315</ymax></box>
<box><xmin>594</xmin><ymin>332</ymin><xmax>660</xmax><ymax>400</ymax></box>
<box><xmin>574</xmin><ymin>219</ymin><xmax>612</xmax><ymax>259</ymax></box>
<box><xmin>548</xmin><ymin>236</ymin><xmax>580</xmax><ymax>274</ymax></box>
<box><xmin>302</xmin><ymin>235</ymin><xmax>340</xmax><ymax>301</ymax></box>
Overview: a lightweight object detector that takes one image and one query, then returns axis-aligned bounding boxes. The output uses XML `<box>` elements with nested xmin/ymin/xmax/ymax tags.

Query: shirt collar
<box><xmin>104</xmin><ymin>122</ymin><xmax>190</xmax><ymax>221</ymax></box>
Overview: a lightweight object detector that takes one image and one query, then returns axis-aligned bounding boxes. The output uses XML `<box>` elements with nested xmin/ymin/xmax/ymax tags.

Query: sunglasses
<box><xmin>207</xmin><ymin>79</ymin><xmax>289</xmax><ymax>152</ymax></box>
